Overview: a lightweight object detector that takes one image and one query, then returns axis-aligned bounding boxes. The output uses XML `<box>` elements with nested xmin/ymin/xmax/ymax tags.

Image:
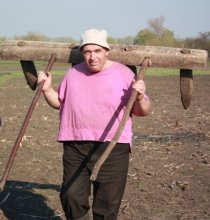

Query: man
<box><xmin>38</xmin><ymin>29</ymin><xmax>151</xmax><ymax>220</ymax></box>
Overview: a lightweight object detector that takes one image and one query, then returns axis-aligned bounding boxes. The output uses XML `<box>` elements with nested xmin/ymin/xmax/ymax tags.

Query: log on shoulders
<box><xmin>0</xmin><ymin>40</ymin><xmax>208</xmax><ymax>69</ymax></box>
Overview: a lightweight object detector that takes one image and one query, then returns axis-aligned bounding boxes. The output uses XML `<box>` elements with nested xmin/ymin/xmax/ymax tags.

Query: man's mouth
<box><xmin>89</xmin><ymin>61</ymin><xmax>98</xmax><ymax>66</ymax></box>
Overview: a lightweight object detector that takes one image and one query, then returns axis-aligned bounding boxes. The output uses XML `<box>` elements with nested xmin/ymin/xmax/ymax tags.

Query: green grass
<box><xmin>0</xmin><ymin>70</ymin><xmax>65</xmax><ymax>86</ymax></box>
<box><xmin>146</xmin><ymin>68</ymin><xmax>179</xmax><ymax>76</ymax></box>
<box><xmin>193</xmin><ymin>69</ymin><xmax>210</xmax><ymax>75</ymax></box>
<box><xmin>145</xmin><ymin>67</ymin><xmax>210</xmax><ymax>76</ymax></box>
<box><xmin>0</xmin><ymin>71</ymin><xmax>21</xmax><ymax>85</ymax></box>
<box><xmin>0</xmin><ymin>60</ymin><xmax>210</xmax><ymax>86</ymax></box>
<box><xmin>0</xmin><ymin>60</ymin><xmax>69</xmax><ymax>86</ymax></box>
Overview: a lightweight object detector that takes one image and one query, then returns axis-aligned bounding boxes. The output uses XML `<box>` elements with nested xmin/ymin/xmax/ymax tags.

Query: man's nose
<box><xmin>90</xmin><ymin>52</ymin><xmax>96</xmax><ymax>59</ymax></box>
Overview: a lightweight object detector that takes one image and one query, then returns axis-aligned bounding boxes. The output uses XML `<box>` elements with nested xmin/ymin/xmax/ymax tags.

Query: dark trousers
<box><xmin>60</xmin><ymin>141</ymin><xmax>130</xmax><ymax>220</ymax></box>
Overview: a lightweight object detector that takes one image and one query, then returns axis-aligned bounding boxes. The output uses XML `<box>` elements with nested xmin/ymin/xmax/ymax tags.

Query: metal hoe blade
<box><xmin>20</xmin><ymin>60</ymin><xmax>38</xmax><ymax>90</ymax></box>
<box><xmin>180</xmin><ymin>69</ymin><xmax>193</xmax><ymax>110</ymax></box>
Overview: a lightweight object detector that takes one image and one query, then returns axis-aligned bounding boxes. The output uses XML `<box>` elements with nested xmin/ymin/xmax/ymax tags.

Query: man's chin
<box><xmin>89</xmin><ymin>66</ymin><xmax>100</xmax><ymax>73</ymax></box>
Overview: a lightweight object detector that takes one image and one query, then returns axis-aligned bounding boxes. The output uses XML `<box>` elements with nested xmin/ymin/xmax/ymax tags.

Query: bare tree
<box><xmin>148</xmin><ymin>15</ymin><xmax>165</xmax><ymax>37</ymax></box>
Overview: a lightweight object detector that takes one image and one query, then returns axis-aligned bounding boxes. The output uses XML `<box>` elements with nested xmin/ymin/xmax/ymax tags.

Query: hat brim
<box><xmin>79</xmin><ymin>40</ymin><xmax>110</xmax><ymax>50</ymax></box>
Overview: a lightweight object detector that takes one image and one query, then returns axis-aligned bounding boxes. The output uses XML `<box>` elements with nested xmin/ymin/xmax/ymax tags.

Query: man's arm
<box><xmin>37</xmin><ymin>71</ymin><xmax>60</xmax><ymax>109</ymax></box>
<box><xmin>131</xmin><ymin>79</ymin><xmax>151</xmax><ymax>116</ymax></box>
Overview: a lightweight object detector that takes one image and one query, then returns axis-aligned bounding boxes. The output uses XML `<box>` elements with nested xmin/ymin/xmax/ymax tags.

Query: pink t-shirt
<box><xmin>57</xmin><ymin>61</ymin><xmax>134</xmax><ymax>143</ymax></box>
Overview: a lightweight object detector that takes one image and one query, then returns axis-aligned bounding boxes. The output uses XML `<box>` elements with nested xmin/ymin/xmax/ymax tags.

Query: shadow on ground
<box><xmin>0</xmin><ymin>180</ymin><xmax>62</xmax><ymax>220</ymax></box>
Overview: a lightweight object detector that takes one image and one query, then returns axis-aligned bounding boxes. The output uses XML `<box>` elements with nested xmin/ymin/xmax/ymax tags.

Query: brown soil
<box><xmin>0</xmin><ymin>73</ymin><xmax>210</xmax><ymax>220</ymax></box>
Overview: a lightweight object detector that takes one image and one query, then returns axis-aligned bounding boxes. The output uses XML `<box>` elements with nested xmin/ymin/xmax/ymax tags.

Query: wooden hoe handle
<box><xmin>0</xmin><ymin>54</ymin><xmax>56</xmax><ymax>191</ymax></box>
<box><xmin>90</xmin><ymin>57</ymin><xmax>151</xmax><ymax>181</ymax></box>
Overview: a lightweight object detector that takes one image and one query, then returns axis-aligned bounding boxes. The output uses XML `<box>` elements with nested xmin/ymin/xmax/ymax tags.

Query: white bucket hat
<box><xmin>79</xmin><ymin>29</ymin><xmax>110</xmax><ymax>50</ymax></box>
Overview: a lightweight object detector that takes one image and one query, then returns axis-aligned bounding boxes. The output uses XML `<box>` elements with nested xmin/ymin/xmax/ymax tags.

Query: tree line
<box><xmin>0</xmin><ymin>16</ymin><xmax>209</xmax><ymax>57</ymax></box>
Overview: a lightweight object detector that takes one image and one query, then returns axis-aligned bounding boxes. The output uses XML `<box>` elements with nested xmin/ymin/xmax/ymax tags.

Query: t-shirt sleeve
<box><xmin>123</xmin><ymin>65</ymin><xmax>135</xmax><ymax>91</ymax></box>
<box><xmin>58</xmin><ymin>70</ymin><xmax>70</xmax><ymax>103</ymax></box>
<box><xmin>118</xmin><ymin>64</ymin><xmax>135</xmax><ymax>103</ymax></box>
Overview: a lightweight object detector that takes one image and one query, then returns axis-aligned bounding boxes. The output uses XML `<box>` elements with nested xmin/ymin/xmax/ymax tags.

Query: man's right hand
<box><xmin>37</xmin><ymin>71</ymin><xmax>52</xmax><ymax>92</ymax></box>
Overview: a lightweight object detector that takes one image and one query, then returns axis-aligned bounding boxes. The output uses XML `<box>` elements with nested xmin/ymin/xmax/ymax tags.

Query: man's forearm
<box><xmin>132</xmin><ymin>94</ymin><xmax>151</xmax><ymax>116</ymax></box>
<box><xmin>43</xmin><ymin>87</ymin><xmax>60</xmax><ymax>109</ymax></box>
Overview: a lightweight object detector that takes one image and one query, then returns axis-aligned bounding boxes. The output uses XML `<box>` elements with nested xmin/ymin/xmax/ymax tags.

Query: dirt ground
<box><xmin>0</xmin><ymin>70</ymin><xmax>210</xmax><ymax>220</ymax></box>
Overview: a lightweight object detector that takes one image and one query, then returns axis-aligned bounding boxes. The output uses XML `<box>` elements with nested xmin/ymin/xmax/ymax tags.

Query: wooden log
<box><xmin>0</xmin><ymin>40</ymin><xmax>208</xmax><ymax>69</ymax></box>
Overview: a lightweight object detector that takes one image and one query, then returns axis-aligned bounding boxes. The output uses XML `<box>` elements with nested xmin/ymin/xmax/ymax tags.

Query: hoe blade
<box><xmin>20</xmin><ymin>60</ymin><xmax>38</xmax><ymax>90</ymax></box>
<box><xmin>180</xmin><ymin>69</ymin><xmax>193</xmax><ymax>109</ymax></box>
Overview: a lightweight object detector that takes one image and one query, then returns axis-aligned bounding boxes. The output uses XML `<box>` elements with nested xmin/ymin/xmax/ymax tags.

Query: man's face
<box><xmin>82</xmin><ymin>44</ymin><xmax>109</xmax><ymax>73</ymax></box>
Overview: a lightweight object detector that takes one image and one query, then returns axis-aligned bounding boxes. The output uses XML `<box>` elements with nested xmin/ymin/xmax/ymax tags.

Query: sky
<box><xmin>0</xmin><ymin>0</ymin><xmax>210</xmax><ymax>40</ymax></box>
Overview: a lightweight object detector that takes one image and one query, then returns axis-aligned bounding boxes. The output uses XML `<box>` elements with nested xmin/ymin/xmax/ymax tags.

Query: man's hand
<box><xmin>37</xmin><ymin>71</ymin><xmax>52</xmax><ymax>92</ymax></box>
<box><xmin>132</xmin><ymin>79</ymin><xmax>146</xmax><ymax>101</ymax></box>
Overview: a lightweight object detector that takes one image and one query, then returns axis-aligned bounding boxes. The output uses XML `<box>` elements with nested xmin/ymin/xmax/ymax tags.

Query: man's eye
<box><xmin>84</xmin><ymin>51</ymin><xmax>91</xmax><ymax>55</ymax></box>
